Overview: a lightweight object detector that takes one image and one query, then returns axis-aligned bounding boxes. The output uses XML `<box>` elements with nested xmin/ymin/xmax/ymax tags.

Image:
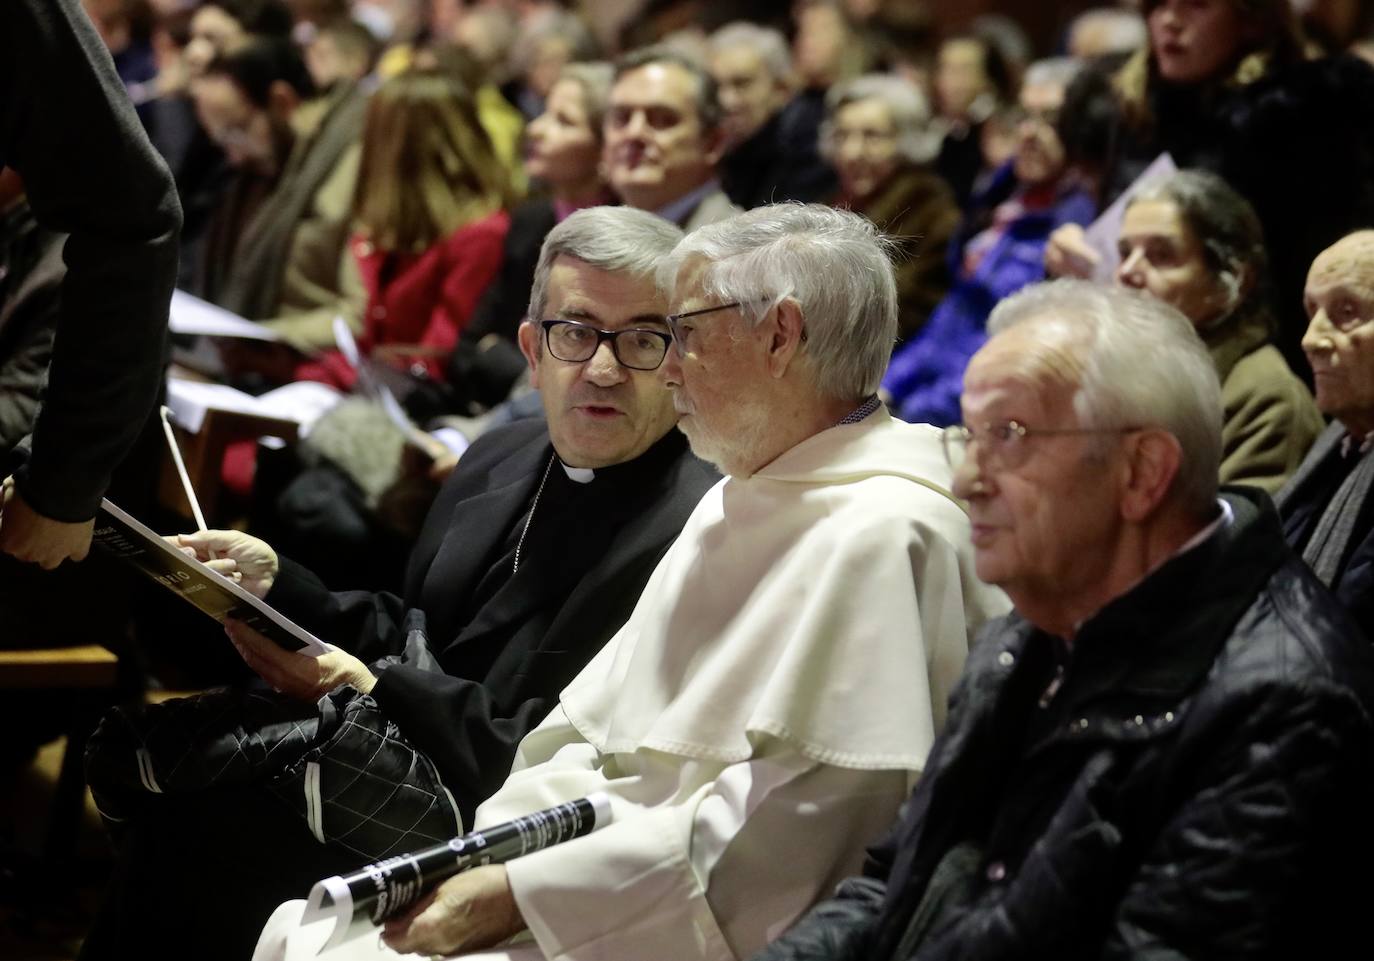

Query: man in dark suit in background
<box><xmin>80</xmin><ymin>206</ymin><xmax>718</xmax><ymax>961</ymax></box>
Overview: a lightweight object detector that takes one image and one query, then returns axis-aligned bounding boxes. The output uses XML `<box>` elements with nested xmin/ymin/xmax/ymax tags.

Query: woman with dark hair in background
<box><xmin>1046</xmin><ymin>0</ymin><xmax>1374</xmax><ymax>372</ymax></box>
<box><xmin>931</xmin><ymin>30</ymin><xmax>1012</xmax><ymax>208</ymax></box>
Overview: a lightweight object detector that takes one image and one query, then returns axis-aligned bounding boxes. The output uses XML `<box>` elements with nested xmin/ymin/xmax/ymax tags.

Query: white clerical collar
<box><xmin>561</xmin><ymin>462</ymin><xmax>595</xmax><ymax>484</ymax></box>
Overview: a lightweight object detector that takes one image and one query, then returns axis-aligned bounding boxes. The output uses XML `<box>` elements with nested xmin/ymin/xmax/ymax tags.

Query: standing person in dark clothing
<box><xmin>0</xmin><ymin>0</ymin><xmax>180</xmax><ymax>571</ymax></box>
<box><xmin>0</xmin><ymin>171</ymin><xmax>63</xmax><ymax>458</ymax></box>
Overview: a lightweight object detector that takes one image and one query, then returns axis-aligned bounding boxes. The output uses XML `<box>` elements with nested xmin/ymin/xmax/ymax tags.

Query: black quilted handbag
<box><xmin>85</xmin><ymin>611</ymin><xmax>461</xmax><ymax>860</ymax></box>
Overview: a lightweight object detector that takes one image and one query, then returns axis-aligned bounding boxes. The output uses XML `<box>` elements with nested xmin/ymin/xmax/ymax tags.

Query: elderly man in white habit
<box><xmin>255</xmin><ymin>204</ymin><xmax>1008</xmax><ymax>961</ymax></box>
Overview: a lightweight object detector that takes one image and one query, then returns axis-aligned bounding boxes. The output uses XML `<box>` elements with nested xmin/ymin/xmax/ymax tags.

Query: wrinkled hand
<box><xmin>172</xmin><ymin>529</ymin><xmax>279</xmax><ymax>598</ymax></box>
<box><xmin>382</xmin><ymin>865</ymin><xmax>524</xmax><ymax>956</ymax></box>
<box><xmin>225</xmin><ymin>619</ymin><xmax>376</xmax><ymax>699</ymax></box>
<box><xmin>1043</xmin><ymin>223</ymin><xmax>1100</xmax><ymax>279</ymax></box>
<box><xmin>0</xmin><ymin>476</ymin><xmax>94</xmax><ymax>569</ymax></box>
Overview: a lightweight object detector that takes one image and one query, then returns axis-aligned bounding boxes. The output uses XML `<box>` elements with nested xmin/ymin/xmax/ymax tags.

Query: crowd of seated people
<box><xmin>9</xmin><ymin>0</ymin><xmax>1374</xmax><ymax>958</ymax></box>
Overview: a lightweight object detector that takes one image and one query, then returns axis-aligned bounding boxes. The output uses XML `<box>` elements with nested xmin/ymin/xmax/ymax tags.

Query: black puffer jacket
<box><xmin>752</xmin><ymin>488</ymin><xmax>1374</xmax><ymax>961</ymax></box>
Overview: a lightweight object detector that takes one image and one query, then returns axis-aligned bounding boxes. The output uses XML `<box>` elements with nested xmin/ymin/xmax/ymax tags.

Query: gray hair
<box><xmin>1022</xmin><ymin>56</ymin><xmax>1084</xmax><ymax>92</ymax></box>
<box><xmin>510</xmin><ymin>9</ymin><xmax>599</xmax><ymax>79</ymax></box>
<box><xmin>552</xmin><ymin>61</ymin><xmax>615</xmax><ymax>141</ymax></box>
<box><xmin>659</xmin><ymin>203</ymin><xmax>898</xmax><ymax>400</ymax></box>
<box><xmin>821</xmin><ymin>73</ymin><xmax>939</xmax><ymax>165</ymax></box>
<box><xmin>614</xmin><ymin>45</ymin><xmax>723</xmax><ymax>131</ymax></box>
<box><xmin>987</xmin><ymin>279</ymin><xmax>1222</xmax><ymax>516</ymax></box>
<box><xmin>527</xmin><ymin>206</ymin><xmax>685</xmax><ymax>320</ymax></box>
<box><xmin>709</xmin><ymin>22</ymin><xmax>793</xmax><ymax>81</ymax></box>
<box><xmin>1127</xmin><ymin>169</ymin><xmax>1269</xmax><ymax>328</ymax></box>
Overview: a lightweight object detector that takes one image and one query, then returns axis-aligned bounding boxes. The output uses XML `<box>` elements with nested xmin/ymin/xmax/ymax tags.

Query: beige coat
<box><xmin>1206</xmin><ymin>312</ymin><xmax>1324</xmax><ymax>494</ymax></box>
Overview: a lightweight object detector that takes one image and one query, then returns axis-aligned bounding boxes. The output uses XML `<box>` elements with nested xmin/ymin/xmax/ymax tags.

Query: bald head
<box><xmin>1302</xmin><ymin>231</ymin><xmax>1374</xmax><ymax>435</ymax></box>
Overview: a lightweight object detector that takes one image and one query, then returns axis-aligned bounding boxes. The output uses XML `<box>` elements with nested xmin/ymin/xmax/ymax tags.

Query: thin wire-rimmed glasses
<box><xmin>941</xmin><ymin>421</ymin><xmax>1143</xmax><ymax>471</ymax></box>
<box><xmin>539</xmin><ymin>320</ymin><xmax>673</xmax><ymax>371</ymax></box>
<box><xmin>665</xmin><ymin>299</ymin><xmax>806</xmax><ymax>355</ymax></box>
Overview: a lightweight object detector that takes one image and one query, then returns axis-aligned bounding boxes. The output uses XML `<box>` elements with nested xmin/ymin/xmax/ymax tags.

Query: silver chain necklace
<box><xmin>513</xmin><ymin>454</ymin><xmax>557</xmax><ymax>574</ymax></box>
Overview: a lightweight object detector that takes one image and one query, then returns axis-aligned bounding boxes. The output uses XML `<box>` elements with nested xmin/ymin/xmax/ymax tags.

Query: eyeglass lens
<box><xmin>545</xmin><ymin>322</ymin><xmax>669</xmax><ymax>371</ymax></box>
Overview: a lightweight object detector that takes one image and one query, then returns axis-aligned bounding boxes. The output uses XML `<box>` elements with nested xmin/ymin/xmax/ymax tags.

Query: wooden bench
<box><xmin>0</xmin><ymin>644</ymin><xmax>119</xmax><ymax>689</ymax></box>
<box><xmin>0</xmin><ymin>644</ymin><xmax>121</xmax><ymax>860</ymax></box>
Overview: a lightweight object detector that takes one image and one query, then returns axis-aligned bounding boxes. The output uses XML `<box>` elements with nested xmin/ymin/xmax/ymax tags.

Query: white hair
<box><xmin>1022</xmin><ymin>56</ymin><xmax>1084</xmax><ymax>92</ymax></box>
<box><xmin>1069</xmin><ymin>8</ymin><xmax>1148</xmax><ymax>58</ymax></box>
<box><xmin>553</xmin><ymin>61</ymin><xmax>615</xmax><ymax>138</ymax></box>
<box><xmin>510</xmin><ymin>9</ymin><xmax>598</xmax><ymax>79</ymax></box>
<box><xmin>987</xmin><ymin>279</ymin><xmax>1222</xmax><ymax>515</ymax></box>
<box><xmin>709</xmin><ymin>21</ymin><xmax>793</xmax><ymax>81</ymax></box>
<box><xmin>659</xmin><ymin>203</ymin><xmax>898</xmax><ymax>400</ymax></box>
<box><xmin>527</xmin><ymin>207</ymin><xmax>684</xmax><ymax>320</ymax></box>
<box><xmin>821</xmin><ymin>73</ymin><xmax>939</xmax><ymax>165</ymax></box>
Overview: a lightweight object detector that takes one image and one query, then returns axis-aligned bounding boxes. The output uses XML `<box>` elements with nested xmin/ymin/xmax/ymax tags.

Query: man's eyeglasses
<box><xmin>941</xmin><ymin>421</ymin><xmax>1141</xmax><ymax>471</ymax></box>
<box><xmin>539</xmin><ymin>320</ymin><xmax>673</xmax><ymax>371</ymax></box>
<box><xmin>664</xmin><ymin>300</ymin><xmax>806</xmax><ymax>355</ymax></box>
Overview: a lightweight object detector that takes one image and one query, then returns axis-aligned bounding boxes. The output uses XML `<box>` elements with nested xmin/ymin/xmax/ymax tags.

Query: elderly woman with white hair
<box><xmin>824</xmin><ymin>73</ymin><xmax>960</xmax><ymax>341</ymax></box>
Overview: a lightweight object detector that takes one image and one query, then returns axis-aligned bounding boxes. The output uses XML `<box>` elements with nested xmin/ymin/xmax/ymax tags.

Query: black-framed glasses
<box><xmin>665</xmin><ymin>299</ymin><xmax>806</xmax><ymax>355</ymax></box>
<box><xmin>539</xmin><ymin>320</ymin><xmax>673</xmax><ymax>371</ymax></box>
<box><xmin>941</xmin><ymin>420</ymin><xmax>1142</xmax><ymax>472</ymax></box>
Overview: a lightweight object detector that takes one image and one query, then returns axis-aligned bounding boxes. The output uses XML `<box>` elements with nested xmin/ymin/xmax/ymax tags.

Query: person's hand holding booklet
<box><xmin>92</xmin><ymin>499</ymin><xmax>329</xmax><ymax>657</ymax></box>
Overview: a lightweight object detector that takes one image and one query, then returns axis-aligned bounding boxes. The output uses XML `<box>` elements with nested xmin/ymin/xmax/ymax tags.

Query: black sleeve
<box><xmin>0</xmin><ymin>0</ymin><xmax>181</xmax><ymax>521</ymax></box>
<box><xmin>368</xmin><ymin>664</ymin><xmax>562</xmax><ymax>824</ymax></box>
<box><xmin>264</xmin><ymin>556</ymin><xmax>412</xmax><ymax>665</ymax></box>
<box><xmin>1099</xmin><ymin>684</ymin><xmax>1374</xmax><ymax>961</ymax></box>
<box><xmin>0</xmin><ymin>285</ymin><xmax>58</xmax><ymax>452</ymax></box>
<box><xmin>747</xmin><ymin>875</ymin><xmax>888</xmax><ymax>961</ymax></box>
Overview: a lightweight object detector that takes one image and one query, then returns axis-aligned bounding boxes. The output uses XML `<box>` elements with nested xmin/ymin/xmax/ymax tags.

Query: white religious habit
<box><xmin>254</xmin><ymin>407</ymin><xmax>1010</xmax><ymax>961</ymax></box>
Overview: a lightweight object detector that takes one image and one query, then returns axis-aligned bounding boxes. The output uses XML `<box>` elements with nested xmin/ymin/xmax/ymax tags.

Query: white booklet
<box><xmin>165</xmin><ymin>377</ymin><xmax>343</xmax><ymax>435</ymax></box>
<box><xmin>302</xmin><ymin>795</ymin><xmax>611</xmax><ymax>954</ymax></box>
<box><xmin>330</xmin><ymin>316</ymin><xmax>457</xmax><ymax>459</ymax></box>
<box><xmin>169</xmin><ymin>289</ymin><xmax>283</xmax><ymax>341</ymax></box>
<box><xmin>92</xmin><ymin>499</ymin><xmax>330</xmax><ymax>656</ymax></box>
<box><xmin>1083</xmin><ymin>152</ymin><xmax>1178</xmax><ymax>283</ymax></box>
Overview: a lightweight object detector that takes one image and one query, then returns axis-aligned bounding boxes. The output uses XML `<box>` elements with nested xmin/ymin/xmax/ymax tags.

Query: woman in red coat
<box><xmin>299</xmin><ymin>69</ymin><xmax>518</xmax><ymax>389</ymax></box>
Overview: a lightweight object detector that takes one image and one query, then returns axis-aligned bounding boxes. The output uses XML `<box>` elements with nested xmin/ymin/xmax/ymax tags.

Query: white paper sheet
<box><xmin>169</xmin><ymin>289</ymin><xmax>283</xmax><ymax>341</ymax></box>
